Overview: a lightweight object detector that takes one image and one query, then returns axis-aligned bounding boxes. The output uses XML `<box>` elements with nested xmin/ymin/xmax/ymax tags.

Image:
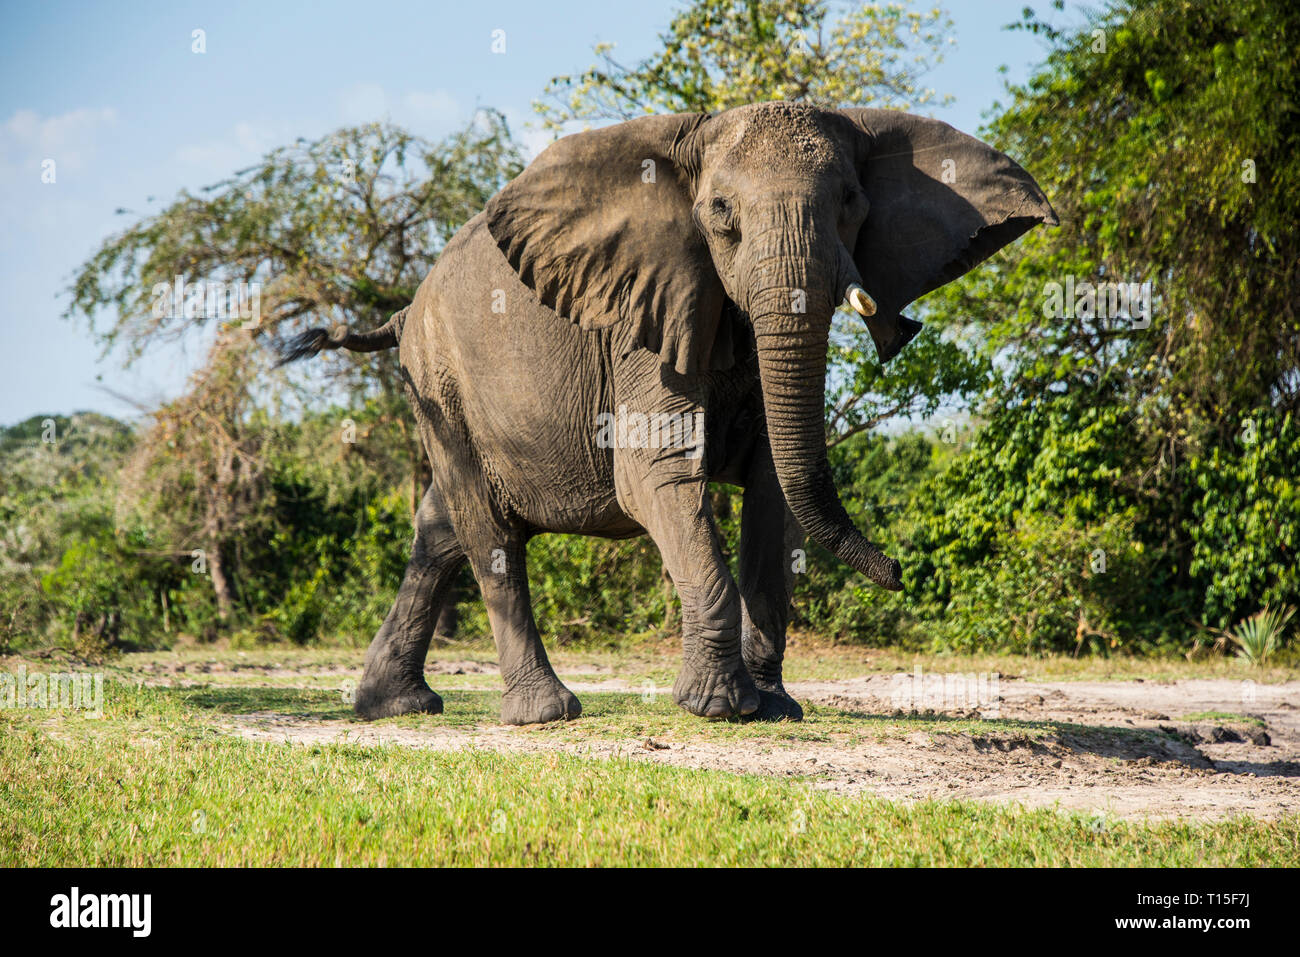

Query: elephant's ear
<box><xmin>837</xmin><ymin>109</ymin><xmax>1058</xmax><ymax>361</ymax></box>
<box><xmin>484</xmin><ymin>113</ymin><xmax>730</xmax><ymax>375</ymax></box>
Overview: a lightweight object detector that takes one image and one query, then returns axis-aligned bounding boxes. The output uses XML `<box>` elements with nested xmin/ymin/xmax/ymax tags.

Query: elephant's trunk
<box><xmin>746</xmin><ymin>249</ymin><xmax>903</xmax><ymax>591</ymax></box>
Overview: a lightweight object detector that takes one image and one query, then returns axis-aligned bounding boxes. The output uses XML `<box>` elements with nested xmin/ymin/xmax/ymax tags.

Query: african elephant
<box><xmin>283</xmin><ymin>102</ymin><xmax>1056</xmax><ymax>725</ymax></box>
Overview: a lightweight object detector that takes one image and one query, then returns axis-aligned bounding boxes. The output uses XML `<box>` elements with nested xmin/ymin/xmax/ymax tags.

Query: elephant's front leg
<box><xmin>619</xmin><ymin>457</ymin><xmax>759</xmax><ymax>719</ymax></box>
<box><xmin>738</xmin><ymin>440</ymin><xmax>805</xmax><ymax>721</ymax></box>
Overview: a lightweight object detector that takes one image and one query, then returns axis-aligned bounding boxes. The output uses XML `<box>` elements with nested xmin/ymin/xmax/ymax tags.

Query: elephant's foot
<box><xmin>673</xmin><ymin>659</ymin><xmax>760</xmax><ymax>719</ymax></box>
<box><xmin>742</xmin><ymin>684</ymin><xmax>804</xmax><ymax>722</ymax></box>
<box><xmin>501</xmin><ymin>673</ymin><xmax>581</xmax><ymax>725</ymax></box>
<box><xmin>354</xmin><ymin>682</ymin><xmax>443</xmax><ymax>721</ymax></box>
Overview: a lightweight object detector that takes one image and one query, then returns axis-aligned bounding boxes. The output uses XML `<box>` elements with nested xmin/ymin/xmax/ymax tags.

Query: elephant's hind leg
<box><xmin>354</xmin><ymin>484</ymin><xmax>465</xmax><ymax>720</ymax></box>
<box><xmin>464</xmin><ymin>533</ymin><xmax>581</xmax><ymax>725</ymax></box>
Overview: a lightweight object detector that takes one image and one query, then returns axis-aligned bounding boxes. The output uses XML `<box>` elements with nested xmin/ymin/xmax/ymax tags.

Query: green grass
<box><xmin>1182</xmin><ymin>711</ymin><xmax>1268</xmax><ymax>727</ymax></box>
<box><xmin>3</xmin><ymin>680</ymin><xmax>1297</xmax><ymax>866</ymax></box>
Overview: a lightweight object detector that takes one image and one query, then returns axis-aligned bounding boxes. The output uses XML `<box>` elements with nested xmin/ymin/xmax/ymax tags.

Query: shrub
<box><xmin>1229</xmin><ymin>605</ymin><xmax>1295</xmax><ymax>666</ymax></box>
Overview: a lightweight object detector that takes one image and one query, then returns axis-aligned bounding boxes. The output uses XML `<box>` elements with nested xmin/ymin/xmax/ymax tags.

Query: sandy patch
<box><xmin>217</xmin><ymin>672</ymin><xmax>1300</xmax><ymax>820</ymax></box>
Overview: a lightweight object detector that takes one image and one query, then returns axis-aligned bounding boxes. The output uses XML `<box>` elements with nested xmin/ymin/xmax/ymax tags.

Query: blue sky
<box><xmin>0</xmin><ymin>0</ymin><xmax>1089</xmax><ymax>426</ymax></box>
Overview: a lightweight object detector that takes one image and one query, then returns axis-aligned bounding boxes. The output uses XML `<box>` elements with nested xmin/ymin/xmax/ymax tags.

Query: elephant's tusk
<box><xmin>846</xmin><ymin>284</ymin><xmax>877</xmax><ymax>317</ymax></box>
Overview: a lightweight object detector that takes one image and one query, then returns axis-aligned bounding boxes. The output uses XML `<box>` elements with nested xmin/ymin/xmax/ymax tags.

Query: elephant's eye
<box><xmin>842</xmin><ymin>185</ymin><xmax>869</xmax><ymax>225</ymax></box>
<box><xmin>709</xmin><ymin>196</ymin><xmax>736</xmax><ymax>229</ymax></box>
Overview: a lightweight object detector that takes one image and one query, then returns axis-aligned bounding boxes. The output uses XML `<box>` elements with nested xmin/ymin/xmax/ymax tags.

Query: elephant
<box><xmin>281</xmin><ymin>101</ymin><xmax>1056</xmax><ymax>725</ymax></box>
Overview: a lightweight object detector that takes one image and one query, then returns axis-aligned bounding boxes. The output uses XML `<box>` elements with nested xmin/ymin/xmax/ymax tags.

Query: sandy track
<box><xmin>218</xmin><ymin>673</ymin><xmax>1300</xmax><ymax>821</ymax></box>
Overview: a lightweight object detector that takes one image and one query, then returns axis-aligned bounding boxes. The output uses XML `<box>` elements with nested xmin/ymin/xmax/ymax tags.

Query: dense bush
<box><xmin>778</xmin><ymin>394</ymin><xmax>1297</xmax><ymax>655</ymax></box>
<box><xmin>3</xmin><ymin>398</ymin><xmax>1295</xmax><ymax>656</ymax></box>
<box><xmin>1186</xmin><ymin>410</ymin><xmax>1300</xmax><ymax>628</ymax></box>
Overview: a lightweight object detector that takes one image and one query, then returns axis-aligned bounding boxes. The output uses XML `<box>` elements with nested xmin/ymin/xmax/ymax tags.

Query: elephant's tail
<box><xmin>275</xmin><ymin>306</ymin><xmax>408</xmax><ymax>366</ymax></box>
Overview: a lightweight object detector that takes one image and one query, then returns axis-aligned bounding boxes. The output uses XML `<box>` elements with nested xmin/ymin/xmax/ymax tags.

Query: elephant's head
<box><xmin>485</xmin><ymin>102</ymin><xmax>1056</xmax><ymax>590</ymax></box>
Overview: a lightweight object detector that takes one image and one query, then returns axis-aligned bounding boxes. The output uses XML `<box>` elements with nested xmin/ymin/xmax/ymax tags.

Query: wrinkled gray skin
<box><xmin>283</xmin><ymin>103</ymin><xmax>1056</xmax><ymax>725</ymax></box>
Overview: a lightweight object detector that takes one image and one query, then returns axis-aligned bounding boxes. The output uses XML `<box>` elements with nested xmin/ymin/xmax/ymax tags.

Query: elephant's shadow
<box><xmin>177</xmin><ymin>686</ymin><xmax>356</xmax><ymax>722</ymax></box>
<box><xmin>795</xmin><ymin>704</ymin><xmax>1293</xmax><ymax>773</ymax></box>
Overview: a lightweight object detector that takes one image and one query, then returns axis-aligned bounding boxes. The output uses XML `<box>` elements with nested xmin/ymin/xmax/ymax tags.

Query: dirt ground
<box><xmin>215</xmin><ymin>663</ymin><xmax>1300</xmax><ymax>821</ymax></box>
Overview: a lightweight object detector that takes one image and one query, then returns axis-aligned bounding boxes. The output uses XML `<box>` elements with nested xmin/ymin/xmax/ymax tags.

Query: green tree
<box><xmin>908</xmin><ymin>0</ymin><xmax>1300</xmax><ymax>646</ymax></box>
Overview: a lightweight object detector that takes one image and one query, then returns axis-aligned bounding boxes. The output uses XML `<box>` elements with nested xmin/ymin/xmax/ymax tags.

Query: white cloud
<box><xmin>400</xmin><ymin>89</ymin><xmax>459</xmax><ymax>131</ymax></box>
<box><xmin>170</xmin><ymin>86</ymin><xmax>461</xmax><ymax>185</ymax></box>
<box><xmin>0</xmin><ymin>107</ymin><xmax>122</xmax><ymax>246</ymax></box>
<box><xmin>172</xmin><ymin>121</ymin><xmax>283</xmax><ymax>180</ymax></box>
<box><xmin>338</xmin><ymin>82</ymin><xmax>389</xmax><ymax>124</ymax></box>
<box><xmin>1</xmin><ymin>106</ymin><xmax>118</xmax><ymax>174</ymax></box>
<box><xmin>336</xmin><ymin>83</ymin><xmax>464</xmax><ymax>137</ymax></box>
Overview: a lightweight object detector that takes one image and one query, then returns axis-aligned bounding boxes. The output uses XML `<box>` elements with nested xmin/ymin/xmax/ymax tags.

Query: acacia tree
<box><xmin>536</xmin><ymin>0</ymin><xmax>952</xmax><ymax>127</ymax></box>
<box><xmin>71</xmin><ymin>112</ymin><xmax>521</xmax><ymax>401</ymax></box>
<box><xmin>68</xmin><ymin>113</ymin><xmax>523</xmax><ymax>620</ymax></box>
<box><xmin>115</xmin><ymin>330</ymin><xmax>271</xmax><ymax>619</ymax></box>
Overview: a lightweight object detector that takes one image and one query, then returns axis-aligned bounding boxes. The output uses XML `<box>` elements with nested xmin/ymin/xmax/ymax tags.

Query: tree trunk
<box><xmin>208</xmin><ymin>543</ymin><xmax>235</xmax><ymax>619</ymax></box>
